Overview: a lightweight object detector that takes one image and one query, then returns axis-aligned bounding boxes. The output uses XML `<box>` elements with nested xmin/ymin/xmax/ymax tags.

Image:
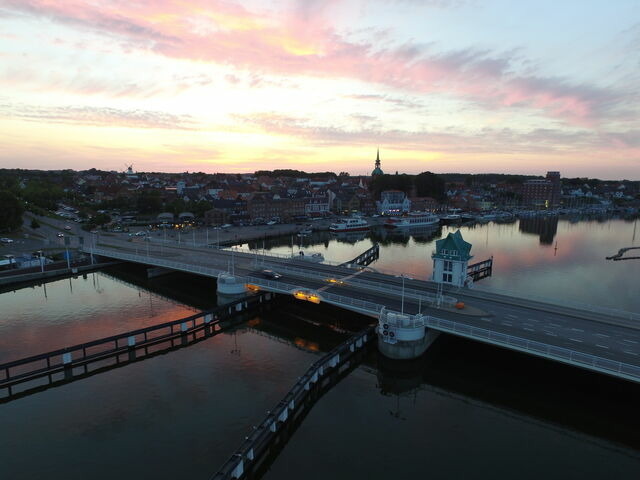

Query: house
<box><xmin>431</xmin><ymin>230</ymin><xmax>473</xmax><ymax>287</ymax></box>
<box><xmin>377</xmin><ymin>190</ymin><xmax>411</xmax><ymax>215</ymax></box>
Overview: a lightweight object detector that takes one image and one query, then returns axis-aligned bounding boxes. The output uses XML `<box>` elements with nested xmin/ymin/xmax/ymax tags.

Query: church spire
<box><xmin>371</xmin><ymin>148</ymin><xmax>383</xmax><ymax>177</ymax></box>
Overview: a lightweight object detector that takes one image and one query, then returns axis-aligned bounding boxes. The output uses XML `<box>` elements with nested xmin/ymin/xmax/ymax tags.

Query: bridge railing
<box><xmin>426</xmin><ymin>316</ymin><xmax>640</xmax><ymax>382</ymax></box>
<box><xmin>245</xmin><ymin>276</ymin><xmax>383</xmax><ymax>316</ymax></box>
<box><xmin>88</xmin><ymin>248</ymin><xmax>227</xmax><ymax>278</ymax></box>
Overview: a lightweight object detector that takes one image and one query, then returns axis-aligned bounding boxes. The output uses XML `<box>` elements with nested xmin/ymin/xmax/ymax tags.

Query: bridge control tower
<box><xmin>431</xmin><ymin>230</ymin><xmax>473</xmax><ymax>287</ymax></box>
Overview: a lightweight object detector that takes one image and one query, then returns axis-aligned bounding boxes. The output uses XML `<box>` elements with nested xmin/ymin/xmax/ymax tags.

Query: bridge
<box><xmin>82</xmin><ymin>237</ymin><xmax>640</xmax><ymax>383</ymax></box>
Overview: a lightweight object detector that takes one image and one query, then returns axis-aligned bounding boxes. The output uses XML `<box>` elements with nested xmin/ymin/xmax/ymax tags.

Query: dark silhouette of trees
<box><xmin>0</xmin><ymin>191</ymin><xmax>24</xmax><ymax>232</ymax></box>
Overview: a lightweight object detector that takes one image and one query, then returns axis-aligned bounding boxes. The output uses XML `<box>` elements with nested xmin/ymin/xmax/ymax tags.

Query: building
<box><xmin>377</xmin><ymin>190</ymin><xmax>411</xmax><ymax>215</ymax></box>
<box><xmin>522</xmin><ymin>179</ymin><xmax>553</xmax><ymax>207</ymax></box>
<box><xmin>305</xmin><ymin>195</ymin><xmax>330</xmax><ymax>217</ymax></box>
<box><xmin>247</xmin><ymin>193</ymin><xmax>306</xmax><ymax>221</ymax></box>
<box><xmin>522</xmin><ymin>171</ymin><xmax>562</xmax><ymax>207</ymax></box>
<box><xmin>546</xmin><ymin>171</ymin><xmax>562</xmax><ymax>205</ymax></box>
<box><xmin>371</xmin><ymin>149</ymin><xmax>384</xmax><ymax>177</ymax></box>
<box><xmin>409</xmin><ymin>196</ymin><xmax>439</xmax><ymax>212</ymax></box>
<box><xmin>431</xmin><ymin>230</ymin><xmax>473</xmax><ymax>287</ymax></box>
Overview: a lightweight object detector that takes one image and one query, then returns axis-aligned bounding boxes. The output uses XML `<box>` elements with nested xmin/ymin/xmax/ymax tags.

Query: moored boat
<box><xmin>384</xmin><ymin>212</ymin><xmax>440</xmax><ymax>229</ymax></box>
<box><xmin>329</xmin><ymin>217</ymin><xmax>370</xmax><ymax>232</ymax></box>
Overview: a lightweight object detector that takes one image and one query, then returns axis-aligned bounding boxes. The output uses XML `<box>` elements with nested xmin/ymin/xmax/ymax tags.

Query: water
<box><xmin>249</xmin><ymin>217</ymin><xmax>640</xmax><ymax>312</ymax></box>
<box><xmin>0</xmin><ymin>218</ymin><xmax>639</xmax><ymax>479</ymax></box>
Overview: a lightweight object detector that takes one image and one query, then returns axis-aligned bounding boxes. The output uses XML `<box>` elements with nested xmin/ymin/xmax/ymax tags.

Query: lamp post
<box><xmin>401</xmin><ymin>274</ymin><xmax>405</xmax><ymax>315</ymax></box>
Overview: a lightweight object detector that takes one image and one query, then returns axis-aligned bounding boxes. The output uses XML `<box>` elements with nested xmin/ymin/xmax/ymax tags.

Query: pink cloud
<box><xmin>0</xmin><ymin>0</ymin><xmax>621</xmax><ymax>125</ymax></box>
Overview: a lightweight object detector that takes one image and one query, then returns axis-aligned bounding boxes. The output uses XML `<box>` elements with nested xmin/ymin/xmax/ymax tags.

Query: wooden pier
<box><xmin>607</xmin><ymin>247</ymin><xmax>640</xmax><ymax>261</ymax></box>
<box><xmin>0</xmin><ymin>292</ymin><xmax>277</xmax><ymax>401</ymax></box>
<box><xmin>211</xmin><ymin>326</ymin><xmax>374</xmax><ymax>480</ymax></box>
<box><xmin>467</xmin><ymin>257</ymin><xmax>493</xmax><ymax>282</ymax></box>
<box><xmin>341</xmin><ymin>243</ymin><xmax>380</xmax><ymax>267</ymax></box>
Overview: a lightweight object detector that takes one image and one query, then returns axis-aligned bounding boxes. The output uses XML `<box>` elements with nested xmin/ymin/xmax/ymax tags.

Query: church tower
<box><xmin>371</xmin><ymin>149</ymin><xmax>384</xmax><ymax>177</ymax></box>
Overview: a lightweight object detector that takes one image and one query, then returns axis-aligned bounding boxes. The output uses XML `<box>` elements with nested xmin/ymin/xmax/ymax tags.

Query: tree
<box><xmin>30</xmin><ymin>218</ymin><xmax>40</xmax><ymax>229</ymax></box>
<box><xmin>92</xmin><ymin>213</ymin><xmax>111</xmax><ymax>225</ymax></box>
<box><xmin>0</xmin><ymin>191</ymin><xmax>24</xmax><ymax>232</ymax></box>
<box><xmin>136</xmin><ymin>190</ymin><xmax>162</xmax><ymax>214</ymax></box>
<box><xmin>414</xmin><ymin>171</ymin><xmax>446</xmax><ymax>201</ymax></box>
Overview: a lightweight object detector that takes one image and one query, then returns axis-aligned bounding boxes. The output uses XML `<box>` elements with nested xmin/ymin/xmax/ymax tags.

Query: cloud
<box><xmin>0</xmin><ymin>102</ymin><xmax>197</xmax><ymax>129</ymax></box>
<box><xmin>1</xmin><ymin>0</ymin><xmax>627</xmax><ymax>125</ymax></box>
<box><xmin>233</xmin><ymin>110</ymin><xmax>640</xmax><ymax>156</ymax></box>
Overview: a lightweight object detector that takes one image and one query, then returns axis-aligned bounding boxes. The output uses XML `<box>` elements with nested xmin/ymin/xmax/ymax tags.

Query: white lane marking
<box><xmin>544</xmin><ymin>331</ymin><xmax>558</xmax><ymax>337</ymax></box>
<box><xmin>623</xmin><ymin>339</ymin><xmax>638</xmax><ymax>344</ymax></box>
<box><xmin>571</xmin><ymin>328</ymin><xmax>584</xmax><ymax>332</ymax></box>
<box><xmin>596</xmin><ymin>344</ymin><xmax>610</xmax><ymax>349</ymax></box>
<box><xmin>595</xmin><ymin>333</ymin><xmax>610</xmax><ymax>338</ymax></box>
<box><xmin>623</xmin><ymin>351</ymin><xmax>638</xmax><ymax>356</ymax></box>
<box><xmin>569</xmin><ymin>338</ymin><xmax>583</xmax><ymax>343</ymax></box>
<box><xmin>527</xmin><ymin>318</ymin><xmax>540</xmax><ymax>323</ymax></box>
<box><xmin>505</xmin><ymin>314</ymin><xmax>518</xmax><ymax>319</ymax></box>
<box><xmin>501</xmin><ymin>321</ymin><xmax>512</xmax><ymax>326</ymax></box>
<box><xmin>550</xmin><ymin>323</ymin><xmax>562</xmax><ymax>328</ymax></box>
<box><xmin>524</xmin><ymin>327</ymin><xmax>535</xmax><ymax>332</ymax></box>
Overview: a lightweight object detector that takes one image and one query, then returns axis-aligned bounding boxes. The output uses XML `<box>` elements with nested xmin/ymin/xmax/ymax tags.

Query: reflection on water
<box><xmin>1</xmin><ymin>217</ymin><xmax>639</xmax><ymax>479</ymax></box>
<box><xmin>519</xmin><ymin>216</ymin><xmax>559</xmax><ymax>245</ymax></box>
<box><xmin>265</xmin><ymin>336</ymin><xmax>640</xmax><ymax>480</ymax></box>
<box><xmin>252</xmin><ymin>217</ymin><xmax>640</xmax><ymax>312</ymax></box>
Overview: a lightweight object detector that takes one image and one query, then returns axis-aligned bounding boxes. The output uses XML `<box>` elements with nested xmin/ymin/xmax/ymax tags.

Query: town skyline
<box><xmin>1</xmin><ymin>1</ymin><xmax>639</xmax><ymax>178</ymax></box>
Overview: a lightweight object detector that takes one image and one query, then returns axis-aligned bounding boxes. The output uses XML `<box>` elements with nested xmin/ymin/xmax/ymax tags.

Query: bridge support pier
<box><xmin>377</xmin><ymin>308</ymin><xmax>440</xmax><ymax>360</ymax></box>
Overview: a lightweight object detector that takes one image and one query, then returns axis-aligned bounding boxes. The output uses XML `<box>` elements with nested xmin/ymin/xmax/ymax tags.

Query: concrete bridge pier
<box><xmin>216</xmin><ymin>272</ymin><xmax>250</xmax><ymax>306</ymax></box>
<box><xmin>377</xmin><ymin>309</ymin><xmax>440</xmax><ymax>360</ymax></box>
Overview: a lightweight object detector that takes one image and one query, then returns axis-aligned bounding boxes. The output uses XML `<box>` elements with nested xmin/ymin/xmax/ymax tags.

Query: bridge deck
<box><xmin>85</xmin><ymin>240</ymin><xmax>640</xmax><ymax>382</ymax></box>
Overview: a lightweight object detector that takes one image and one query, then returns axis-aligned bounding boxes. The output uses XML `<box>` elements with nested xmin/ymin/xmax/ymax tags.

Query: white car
<box><xmin>221</xmin><ymin>224</ymin><xmax>232</xmax><ymax>229</ymax></box>
<box><xmin>0</xmin><ymin>237</ymin><xmax>13</xmax><ymax>244</ymax></box>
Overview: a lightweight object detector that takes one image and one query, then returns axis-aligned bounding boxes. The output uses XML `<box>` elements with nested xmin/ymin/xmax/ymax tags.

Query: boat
<box><xmin>384</xmin><ymin>212</ymin><xmax>440</xmax><ymax>229</ymax></box>
<box><xmin>299</xmin><ymin>227</ymin><xmax>313</xmax><ymax>235</ymax></box>
<box><xmin>329</xmin><ymin>217</ymin><xmax>370</xmax><ymax>232</ymax></box>
<box><xmin>460</xmin><ymin>213</ymin><xmax>476</xmax><ymax>222</ymax></box>
<box><xmin>440</xmin><ymin>213</ymin><xmax>462</xmax><ymax>224</ymax></box>
<box><xmin>294</xmin><ymin>251</ymin><xmax>324</xmax><ymax>263</ymax></box>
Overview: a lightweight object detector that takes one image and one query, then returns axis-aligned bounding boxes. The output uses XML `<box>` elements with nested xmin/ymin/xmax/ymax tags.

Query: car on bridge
<box><xmin>261</xmin><ymin>269</ymin><xmax>282</xmax><ymax>280</ymax></box>
<box><xmin>0</xmin><ymin>238</ymin><xmax>13</xmax><ymax>244</ymax></box>
<box><xmin>57</xmin><ymin>232</ymin><xmax>64</xmax><ymax>238</ymax></box>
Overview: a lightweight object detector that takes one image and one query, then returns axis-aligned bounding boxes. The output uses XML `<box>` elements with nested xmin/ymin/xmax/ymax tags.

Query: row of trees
<box><xmin>369</xmin><ymin>171</ymin><xmax>446</xmax><ymax>201</ymax></box>
<box><xmin>0</xmin><ymin>191</ymin><xmax>24</xmax><ymax>232</ymax></box>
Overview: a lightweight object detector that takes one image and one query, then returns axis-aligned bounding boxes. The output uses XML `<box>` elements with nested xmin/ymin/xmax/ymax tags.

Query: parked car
<box><xmin>221</xmin><ymin>224</ymin><xmax>232</xmax><ymax>229</ymax></box>
<box><xmin>64</xmin><ymin>225</ymin><xmax>71</xmax><ymax>230</ymax></box>
<box><xmin>57</xmin><ymin>232</ymin><xmax>64</xmax><ymax>238</ymax></box>
<box><xmin>0</xmin><ymin>238</ymin><xmax>13</xmax><ymax>244</ymax></box>
<box><xmin>261</xmin><ymin>269</ymin><xmax>282</xmax><ymax>280</ymax></box>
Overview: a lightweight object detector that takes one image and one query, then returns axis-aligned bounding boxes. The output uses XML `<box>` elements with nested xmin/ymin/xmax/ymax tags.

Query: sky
<box><xmin>0</xmin><ymin>0</ymin><xmax>639</xmax><ymax>179</ymax></box>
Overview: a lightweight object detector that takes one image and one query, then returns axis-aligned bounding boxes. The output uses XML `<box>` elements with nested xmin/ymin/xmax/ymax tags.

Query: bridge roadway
<box><xmin>86</xmin><ymin>238</ymin><xmax>640</xmax><ymax>376</ymax></box>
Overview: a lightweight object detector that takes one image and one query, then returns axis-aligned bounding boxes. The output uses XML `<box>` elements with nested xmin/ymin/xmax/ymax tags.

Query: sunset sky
<box><xmin>0</xmin><ymin>0</ymin><xmax>638</xmax><ymax>178</ymax></box>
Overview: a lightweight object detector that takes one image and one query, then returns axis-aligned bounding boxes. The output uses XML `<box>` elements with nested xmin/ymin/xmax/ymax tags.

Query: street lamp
<box><xmin>401</xmin><ymin>274</ymin><xmax>405</xmax><ymax>314</ymax></box>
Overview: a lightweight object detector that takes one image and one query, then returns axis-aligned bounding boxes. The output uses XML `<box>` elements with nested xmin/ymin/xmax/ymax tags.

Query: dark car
<box><xmin>261</xmin><ymin>269</ymin><xmax>282</xmax><ymax>280</ymax></box>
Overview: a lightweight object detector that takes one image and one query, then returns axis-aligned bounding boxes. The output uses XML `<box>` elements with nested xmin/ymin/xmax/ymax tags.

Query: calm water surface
<box><xmin>252</xmin><ymin>217</ymin><xmax>639</xmax><ymax>311</ymax></box>
<box><xmin>1</xmin><ymin>218</ymin><xmax>639</xmax><ymax>479</ymax></box>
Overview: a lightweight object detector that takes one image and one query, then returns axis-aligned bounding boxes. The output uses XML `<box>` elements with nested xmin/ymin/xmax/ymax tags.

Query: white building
<box><xmin>376</xmin><ymin>190</ymin><xmax>411</xmax><ymax>215</ymax></box>
<box><xmin>431</xmin><ymin>230</ymin><xmax>473</xmax><ymax>287</ymax></box>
